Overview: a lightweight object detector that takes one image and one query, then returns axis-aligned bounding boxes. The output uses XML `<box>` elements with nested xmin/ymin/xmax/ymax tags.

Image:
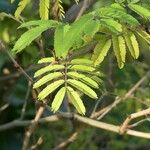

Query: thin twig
<box><xmin>30</xmin><ymin>136</ymin><xmax>43</xmax><ymax>150</ymax></box>
<box><xmin>128</xmin><ymin>118</ymin><xmax>150</xmax><ymax>128</ymax></box>
<box><xmin>0</xmin><ymin>104</ymin><xmax>9</xmax><ymax>113</ymax></box>
<box><xmin>0</xmin><ymin>40</ymin><xmax>33</xmax><ymax>82</ymax></box>
<box><xmin>20</xmin><ymin>81</ymin><xmax>32</xmax><ymax>120</ymax></box>
<box><xmin>97</xmin><ymin>71</ymin><xmax>150</xmax><ymax>120</ymax></box>
<box><xmin>22</xmin><ymin>106</ymin><xmax>45</xmax><ymax>150</ymax></box>
<box><xmin>54</xmin><ymin>131</ymin><xmax>79</xmax><ymax>150</ymax></box>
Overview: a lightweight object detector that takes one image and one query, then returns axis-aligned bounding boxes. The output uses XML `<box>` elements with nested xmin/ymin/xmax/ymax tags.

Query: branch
<box><xmin>0</xmin><ymin>115</ymin><xmax>59</xmax><ymax>131</ymax></box>
<box><xmin>22</xmin><ymin>106</ymin><xmax>45</xmax><ymax>150</ymax></box>
<box><xmin>74</xmin><ymin>114</ymin><xmax>150</xmax><ymax>139</ymax></box>
<box><xmin>0</xmin><ymin>113</ymin><xmax>150</xmax><ymax>139</ymax></box>
<box><xmin>120</xmin><ymin>108</ymin><xmax>150</xmax><ymax>134</ymax></box>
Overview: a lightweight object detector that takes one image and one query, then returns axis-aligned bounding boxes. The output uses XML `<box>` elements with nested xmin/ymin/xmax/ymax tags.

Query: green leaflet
<box><xmin>39</xmin><ymin>0</ymin><xmax>50</xmax><ymax>20</ymax></box>
<box><xmin>128</xmin><ymin>4</ymin><xmax>150</xmax><ymax>20</ymax></box>
<box><xmin>97</xmin><ymin>6</ymin><xmax>139</xmax><ymax>27</ymax></box>
<box><xmin>51</xmin><ymin>87</ymin><xmax>66</xmax><ymax>112</ymax></box>
<box><xmin>54</xmin><ymin>24</ymin><xmax>70</xmax><ymax>57</ymax></box>
<box><xmin>68</xmin><ymin>65</ymin><xmax>95</xmax><ymax>73</ymax></box>
<box><xmin>83</xmin><ymin>20</ymin><xmax>100</xmax><ymax>37</ymax></box>
<box><xmin>67</xmin><ymin>79</ymin><xmax>98</xmax><ymax>99</ymax></box>
<box><xmin>15</xmin><ymin>0</ymin><xmax>29</xmax><ymax>19</ymax></box>
<box><xmin>18</xmin><ymin>20</ymin><xmax>59</xmax><ymax>28</ymax></box>
<box><xmin>111</xmin><ymin>3</ymin><xmax>126</xmax><ymax>11</ymax></box>
<box><xmin>135</xmin><ymin>29</ymin><xmax>150</xmax><ymax>45</ymax></box>
<box><xmin>34</xmin><ymin>64</ymin><xmax>65</xmax><ymax>77</ymax></box>
<box><xmin>67</xmin><ymin>86</ymin><xmax>86</xmax><ymax>115</ymax></box>
<box><xmin>91</xmin><ymin>76</ymin><xmax>103</xmax><ymax>84</ymax></box>
<box><xmin>67</xmin><ymin>72</ymin><xmax>99</xmax><ymax>89</ymax></box>
<box><xmin>38</xmin><ymin>80</ymin><xmax>64</xmax><ymax>100</ymax></box>
<box><xmin>33</xmin><ymin>72</ymin><xmax>63</xmax><ymax>88</ymax></box>
<box><xmin>12</xmin><ymin>25</ymin><xmax>54</xmax><ymax>53</ymax></box>
<box><xmin>60</xmin><ymin>14</ymin><xmax>93</xmax><ymax>58</ymax></box>
<box><xmin>92</xmin><ymin>38</ymin><xmax>111</xmax><ymax>66</ymax></box>
<box><xmin>70</xmin><ymin>58</ymin><xmax>93</xmax><ymax>65</ymax></box>
<box><xmin>100</xmin><ymin>18</ymin><xmax>122</xmax><ymax>33</ymax></box>
<box><xmin>112</xmin><ymin>35</ymin><xmax>126</xmax><ymax>69</ymax></box>
<box><xmin>124</xmin><ymin>30</ymin><xmax>139</xmax><ymax>59</ymax></box>
<box><xmin>38</xmin><ymin>57</ymin><xmax>55</xmax><ymax>64</ymax></box>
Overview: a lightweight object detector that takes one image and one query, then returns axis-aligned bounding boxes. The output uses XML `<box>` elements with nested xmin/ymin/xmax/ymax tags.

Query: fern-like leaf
<box><xmin>67</xmin><ymin>86</ymin><xmax>86</xmax><ymax>115</ymax></box>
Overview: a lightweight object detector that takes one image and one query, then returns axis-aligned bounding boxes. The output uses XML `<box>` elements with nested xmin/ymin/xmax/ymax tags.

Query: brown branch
<box><xmin>0</xmin><ymin>115</ymin><xmax>59</xmax><ymax>131</ymax></box>
<box><xmin>74</xmin><ymin>114</ymin><xmax>150</xmax><ymax>139</ymax></box>
<box><xmin>0</xmin><ymin>113</ymin><xmax>150</xmax><ymax>139</ymax></box>
<box><xmin>120</xmin><ymin>108</ymin><xmax>150</xmax><ymax>134</ymax></box>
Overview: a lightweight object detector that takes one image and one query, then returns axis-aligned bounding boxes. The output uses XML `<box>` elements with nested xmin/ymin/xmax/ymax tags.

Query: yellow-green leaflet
<box><xmin>67</xmin><ymin>72</ymin><xmax>99</xmax><ymax>89</ymax></box>
<box><xmin>15</xmin><ymin>0</ymin><xmax>29</xmax><ymax>19</ymax></box>
<box><xmin>91</xmin><ymin>76</ymin><xmax>103</xmax><ymax>84</ymax></box>
<box><xmin>68</xmin><ymin>65</ymin><xmax>95</xmax><ymax>73</ymax></box>
<box><xmin>39</xmin><ymin>0</ymin><xmax>50</xmax><ymax>20</ymax></box>
<box><xmin>124</xmin><ymin>30</ymin><xmax>139</xmax><ymax>59</ymax></box>
<box><xmin>38</xmin><ymin>80</ymin><xmax>64</xmax><ymax>100</ymax></box>
<box><xmin>33</xmin><ymin>72</ymin><xmax>63</xmax><ymax>88</ymax></box>
<box><xmin>67</xmin><ymin>79</ymin><xmax>98</xmax><ymax>99</ymax></box>
<box><xmin>92</xmin><ymin>39</ymin><xmax>111</xmax><ymax>66</ymax></box>
<box><xmin>70</xmin><ymin>58</ymin><xmax>93</xmax><ymax>65</ymax></box>
<box><xmin>112</xmin><ymin>35</ymin><xmax>126</xmax><ymax>69</ymax></box>
<box><xmin>34</xmin><ymin>64</ymin><xmax>65</xmax><ymax>77</ymax></box>
<box><xmin>67</xmin><ymin>86</ymin><xmax>86</xmax><ymax>115</ymax></box>
<box><xmin>51</xmin><ymin>87</ymin><xmax>66</xmax><ymax>112</ymax></box>
<box><xmin>38</xmin><ymin>57</ymin><xmax>55</xmax><ymax>64</ymax></box>
<box><xmin>136</xmin><ymin>29</ymin><xmax>150</xmax><ymax>45</ymax></box>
